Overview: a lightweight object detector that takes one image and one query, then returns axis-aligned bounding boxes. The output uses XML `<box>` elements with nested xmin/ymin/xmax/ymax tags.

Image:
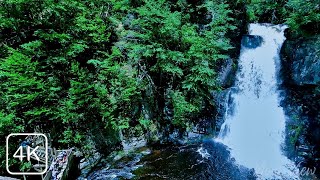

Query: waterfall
<box><xmin>216</xmin><ymin>24</ymin><xmax>299</xmax><ymax>179</ymax></box>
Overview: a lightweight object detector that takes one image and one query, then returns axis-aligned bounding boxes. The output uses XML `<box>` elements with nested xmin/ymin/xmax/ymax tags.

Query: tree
<box><xmin>122</xmin><ymin>0</ymin><xmax>235</xmax><ymax>137</ymax></box>
<box><xmin>286</xmin><ymin>0</ymin><xmax>320</xmax><ymax>35</ymax></box>
<box><xmin>0</xmin><ymin>0</ymin><xmax>127</xmax><ymax>172</ymax></box>
<box><xmin>0</xmin><ymin>0</ymin><xmax>240</xmax><ymax>173</ymax></box>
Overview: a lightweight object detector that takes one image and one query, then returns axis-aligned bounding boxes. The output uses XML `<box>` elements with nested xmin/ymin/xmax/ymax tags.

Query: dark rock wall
<box><xmin>280</xmin><ymin>32</ymin><xmax>320</xmax><ymax>177</ymax></box>
<box><xmin>281</xmin><ymin>34</ymin><xmax>320</xmax><ymax>86</ymax></box>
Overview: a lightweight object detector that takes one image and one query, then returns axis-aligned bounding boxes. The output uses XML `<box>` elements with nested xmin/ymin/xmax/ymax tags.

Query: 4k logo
<box><xmin>13</xmin><ymin>146</ymin><xmax>41</xmax><ymax>162</ymax></box>
<box><xmin>6</xmin><ymin>133</ymin><xmax>48</xmax><ymax>175</ymax></box>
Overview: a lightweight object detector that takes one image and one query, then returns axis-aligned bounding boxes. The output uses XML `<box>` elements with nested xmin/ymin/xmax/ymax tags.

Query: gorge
<box><xmin>0</xmin><ymin>1</ymin><xmax>319</xmax><ymax>180</ymax></box>
<box><xmin>78</xmin><ymin>23</ymin><xmax>318</xmax><ymax>180</ymax></box>
<box><xmin>216</xmin><ymin>23</ymin><xmax>298</xmax><ymax>179</ymax></box>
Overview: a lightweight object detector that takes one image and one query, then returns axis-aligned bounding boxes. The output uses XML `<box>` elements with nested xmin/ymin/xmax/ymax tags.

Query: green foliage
<box><xmin>235</xmin><ymin>0</ymin><xmax>320</xmax><ymax>36</ymax></box>
<box><xmin>0</xmin><ymin>49</ymin><xmax>47</xmax><ymax>125</ymax></box>
<box><xmin>243</xmin><ymin>0</ymin><xmax>288</xmax><ymax>23</ymax></box>
<box><xmin>121</xmin><ymin>0</ymin><xmax>234</xmax><ymax>132</ymax></box>
<box><xmin>0</xmin><ymin>0</ymin><xmax>127</xmax><ymax>173</ymax></box>
<box><xmin>286</xmin><ymin>0</ymin><xmax>320</xmax><ymax>35</ymax></box>
<box><xmin>241</xmin><ymin>0</ymin><xmax>319</xmax><ymax>36</ymax></box>
<box><xmin>2</xmin><ymin>0</ymin><xmax>319</xmax><ymax>175</ymax></box>
<box><xmin>171</xmin><ymin>91</ymin><xmax>196</xmax><ymax>127</ymax></box>
<box><xmin>138</xmin><ymin>117</ymin><xmax>151</xmax><ymax>129</ymax></box>
<box><xmin>290</xmin><ymin>125</ymin><xmax>303</xmax><ymax>145</ymax></box>
<box><xmin>19</xmin><ymin>161</ymin><xmax>32</xmax><ymax>172</ymax></box>
<box><xmin>0</xmin><ymin>0</ymin><xmax>240</xmax><ymax>173</ymax></box>
<box><xmin>0</xmin><ymin>112</ymin><xmax>24</xmax><ymax>171</ymax></box>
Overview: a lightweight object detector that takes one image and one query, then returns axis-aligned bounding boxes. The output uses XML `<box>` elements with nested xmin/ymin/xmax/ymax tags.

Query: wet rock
<box><xmin>297</xmin><ymin>145</ymin><xmax>311</xmax><ymax>152</ymax></box>
<box><xmin>241</xmin><ymin>35</ymin><xmax>264</xmax><ymax>49</ymax></box>
<box><xmin>113</xmin><ymin>154</ymin><xmax>124</xmax><ymax>161</ymax></box>
<box><xmin>298</xmin><ymin>152</ymin><xmax>310</xmax><ymax>157</ymax></box>
<box><xmin>132</xmin><ymin>140</ymin><xmax>257</xmax><ymax>180</ymax></box>
<box><xmin>81</xmin><ymin>148</ymin><xmax>149</xmax><ymax>180</ymax></box>
<box><xmin>216</xmin><ymin>58</ymin><xmax>237</xmax><ymax>88</ymax></box>
<box><xmin>140</xmin><ymin>149</ymin><xmax>151</xmax><ymax>155</ymax></box>
<box><xmin>295</xmin><ymin>156</ymin><xmax>306</xmax><ymax>163</ymax></box>
<box><xmin>297</xmin><ymin>135</ymin><xmax>310</xmax><ymax>149</ymax></box>
<box><xmin>78</xmin><ymin>152</ymin><xmax>102</xmax><ymax>179</ymax></box>
<box><xmin>121</xmin><ymin>137</ymin><xmax>147</xmax><ymax>152</ymax></box>
<box><xmin>79</xmin><ymin>160</ymin><xmax>89</xmax><ymax>170</ymax></box>
<box><xmin>123</xmin><ymin>13</ymin><xmax>135</xmax><ymax>29</ymax></box>
<box><xmin>211</xmin><ymin>88</ymin><xmax>233</xmax><ymax>135</ymax></box>
<box><xmin>280</xmin><ymin>34</ymin><xmax>320</xmax><ymax>178</ymax></box>
<box><xmin>281</xmin><ymin>35</ymin><xmax>320</xmax><ymax>86</ymax></box>
<box><xmin>87</xmin><ymin>168</ymin><xmax>135</xmax><ymax>180</ymax></box>
<box><xmin>187</xmin><ymin>131</ymin><xmax>202</xmax><ymax>139</ymax></box>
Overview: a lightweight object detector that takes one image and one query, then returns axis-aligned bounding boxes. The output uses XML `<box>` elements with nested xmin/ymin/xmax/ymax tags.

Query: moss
<box><xmin>290</xmin><ymin>125</ymin><xmax>303</xmax><ymax>145</ymax></box>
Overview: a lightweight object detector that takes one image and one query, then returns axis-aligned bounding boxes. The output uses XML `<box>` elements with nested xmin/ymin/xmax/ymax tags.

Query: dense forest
<box><xmin>0</xmin><ymin>0</ymin><xmax>319</xmax><ymax>175</ymax></box>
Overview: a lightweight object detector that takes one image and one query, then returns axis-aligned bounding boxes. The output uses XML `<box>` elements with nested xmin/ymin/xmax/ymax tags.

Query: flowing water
<box><xmin>79</xmin><ymin>24</ymin><xmax>303</xmax><ymax>180</ymax></box>
<box><xmin>216</xmin><ymin>24</ymin><xmax>299</xmax><ymax>179</ymax></box>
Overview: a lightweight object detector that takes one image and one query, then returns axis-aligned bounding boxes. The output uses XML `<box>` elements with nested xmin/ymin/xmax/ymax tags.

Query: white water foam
<box><xmin>216</xmin><ymin>24</ymin><xmax>300</xmax><ymax>179</ymax></box>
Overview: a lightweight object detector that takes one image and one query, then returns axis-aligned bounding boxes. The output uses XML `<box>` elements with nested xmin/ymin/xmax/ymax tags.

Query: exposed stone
<box><xmin>121</xmin><ymin>137</ymin><xmax>147</xmax><ymax>152</ymax></box>
<box><xmin>281</xmin><ymin>33</ymin><xmax>320</xmax><ymax>177</ymax></box>
<box><xmin>241</xmin><ymin>35</ymin><xmax>263</xmax><ymax>49</ymax></box>
<box><xmin>211</xmin><ymin>88</ymin><xmax>233</xmax><ymax>136</ymax></box>
<box><xmin>79</xmin><ymin>160</ymin><xmax>90</xmax><ymax>170</ymax></box>
<box><xmin>78</xmin><ymin>152</ymin><xmax>102</xmax><ymax>178</ymax></box>
<box><xmin>217</xmin><ymin>58</ymin><xmax>237</xmax><ymax>88</ymax></box>
<box><xmin>281</xmin><ymin>35</ymin><xmax>320</xmax><ymax>86</ymax></box>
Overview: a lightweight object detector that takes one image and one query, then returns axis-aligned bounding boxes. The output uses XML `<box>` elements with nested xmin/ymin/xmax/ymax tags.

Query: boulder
<box><xmin>241</xmin><ymin>35</ymin><xmax>263</xmax><ymax>49</ymax></box>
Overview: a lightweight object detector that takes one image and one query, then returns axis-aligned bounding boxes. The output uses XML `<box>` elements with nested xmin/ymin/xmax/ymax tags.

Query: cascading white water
<box><xmin>216</xmin><ymin>24</ymin><xmax>299</xmax><ymax>179</ymax></box>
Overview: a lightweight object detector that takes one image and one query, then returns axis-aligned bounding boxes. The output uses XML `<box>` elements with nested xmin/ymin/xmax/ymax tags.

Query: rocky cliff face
<box><xmin>281</xmin><ymin>34</ymin><xmax>320</xmax><ymax>86</ymax></box>
<box><xmin>280</xmin><ymin>32</ymin><xmax>320</xmax><ymax>177</ymax></box>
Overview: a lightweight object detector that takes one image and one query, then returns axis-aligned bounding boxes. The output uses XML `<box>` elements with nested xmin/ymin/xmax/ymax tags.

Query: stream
<box><xmin>79</xmin><ymin>24</ymin><xmax>303</xmax><ymax>180</ymax></box>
